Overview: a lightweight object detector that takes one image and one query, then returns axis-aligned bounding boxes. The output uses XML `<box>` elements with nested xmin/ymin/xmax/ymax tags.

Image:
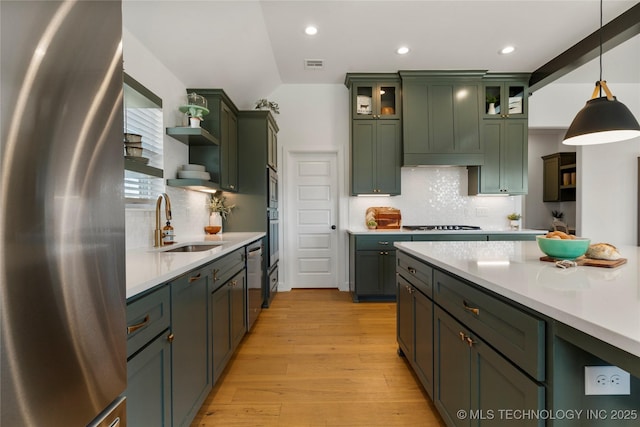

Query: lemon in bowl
<box><xmin>536</xmin><ymin>235</ymin><xmax>591</xmax><ymax>260</ymax></box>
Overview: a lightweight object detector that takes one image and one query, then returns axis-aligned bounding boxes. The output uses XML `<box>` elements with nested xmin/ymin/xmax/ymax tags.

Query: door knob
<box><xmin>331</xmin><ymin>225</ymin><xmax>336</xmax><ymax>230</ymax></box>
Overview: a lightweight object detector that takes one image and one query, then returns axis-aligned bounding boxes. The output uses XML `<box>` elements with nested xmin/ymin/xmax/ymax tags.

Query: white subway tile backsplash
<box><xmin>349</xmin><ymin>167</ymin><xmax>523</xmax><ymax>230</ymax></box>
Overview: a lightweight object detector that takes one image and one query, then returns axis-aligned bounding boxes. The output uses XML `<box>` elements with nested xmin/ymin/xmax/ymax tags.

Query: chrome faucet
<box><xmin>154</xmin><ymin>193</ymin><xmax>172</xmax><ymax>247</ymax></box>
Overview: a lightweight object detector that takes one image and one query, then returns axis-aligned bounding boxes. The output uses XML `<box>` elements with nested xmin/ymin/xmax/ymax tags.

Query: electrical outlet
<box><xmin>476</xmin><ymin>207</ymin><xmax>489</xmax><ymax>217</ymax></box>
<box><xmin>585</xmin><ymin>366</ymin><xmax>631</xmax><ymax>395</ymax></box>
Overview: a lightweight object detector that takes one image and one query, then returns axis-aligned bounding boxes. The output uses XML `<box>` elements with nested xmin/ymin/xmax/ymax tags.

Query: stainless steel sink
<box><xmin>160</xmin><ymin>243</ymin><xmax>224</xmax><ymax>253</ymax></box>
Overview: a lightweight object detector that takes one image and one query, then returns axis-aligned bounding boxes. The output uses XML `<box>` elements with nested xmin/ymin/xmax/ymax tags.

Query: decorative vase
<box><xmin>190</xmin><ymin>117</ymin><xmax>201</xmax><ymax>128</ymax></box>
<box><xmin>510</xmin><ymin>220</ymin><xmax>520</xmax><ymax>230</ymax></box>
<box><xmin>488</xmin><ymin>103</ymin><xmax>496</xmax><ymax>115</ymax></box>
<box><xmin>205</xmin><ymin>212</ymin><xmax>222</xmax><ymax>234</ymax></box>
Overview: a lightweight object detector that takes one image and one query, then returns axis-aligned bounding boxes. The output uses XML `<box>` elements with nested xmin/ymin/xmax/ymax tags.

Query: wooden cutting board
<box><xmin>540</xmin><ymin>256</ymin><xmax>627</xmax><ymax>268</ymax></box>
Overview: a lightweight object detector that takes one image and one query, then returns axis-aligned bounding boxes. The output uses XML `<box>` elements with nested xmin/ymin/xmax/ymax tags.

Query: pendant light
<box><xmin>563</xmin><ymin>0</ymin><xmax>640</xmax><ymax>145</ymax></box>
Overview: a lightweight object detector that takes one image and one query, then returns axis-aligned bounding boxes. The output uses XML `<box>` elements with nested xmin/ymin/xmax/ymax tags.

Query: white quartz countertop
<box><xmin>126</xmin><ymin>232</ymin><xmax>265</xmax><ymax>299</ymax></box>
<box><xmin>348</xmin><ymin>227</ymin><xmax>547</xmax><ymax>235</ymax></box>
<box><xmin>395</xmin><ymin>240</ymin><xmax>640</xmax><ymax>357</ymax></box>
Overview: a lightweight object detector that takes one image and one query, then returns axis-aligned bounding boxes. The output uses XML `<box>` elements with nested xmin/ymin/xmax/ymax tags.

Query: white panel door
<box><xmin>286</xmin><ymin>152</ymin><xmax>338</xmax><ymax>288</ymax></box>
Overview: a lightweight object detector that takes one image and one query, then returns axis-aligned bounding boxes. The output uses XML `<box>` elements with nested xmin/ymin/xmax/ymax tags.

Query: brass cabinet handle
<box><xmin>188</xmin><ymin>273</ymin><xmax>201</xmax><ymax>283</ymax></box>
<box><xmin>466</xmin><ymin>337</ymin><xmax>476</xmax><ymax>347</ymax></box>
<box><xmin>167</xmin><ymin>332</ymin><xmax>175</xmax><ymax>343</ymax></box>
<box><xmin>463</xmin><ymin>300</ymin><xmax>480</xmax><ymax>316</ymax></box>
<box><xmin>212</xmin><ymin>268</ymin><xmax>219</xmax><ymax>282</ymax></box>
<box><xmin>229</xmin><ymin>280</ymin><xmax>237</xmax><ymax>287</ymax></box>
<box><xmin>127</xmin><ymin>314</ymin><xmax>150</xmax><ymax>335</ymax></box>
<box><xmin>459</xmin><ymin>331</ymin><xmax>466</xmax><ymax>342</ymax></box>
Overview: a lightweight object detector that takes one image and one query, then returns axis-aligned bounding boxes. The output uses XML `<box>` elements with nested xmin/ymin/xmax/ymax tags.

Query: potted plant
<box><xmin>507</xmin><ymin>212</ymin><xmax>521</xmax><ymax>230</ymax></box>
<box><xmin>205</xmin><ymin>194</ymin><xmax>235</xmax><ymax>234</ymax></box>
<box><xmin>366</xmin><ymin>220</ymin><xmax>377</xmax><ymax>230</ymax></box>
<box><xmin>551</xmin><ymin>210</ymin><xmax>564</xmax><ymax>220</ymax></box>
<box><xmin>255</xmin><ymin>98</ymin><xmax>280</xmax><ymax>114</ymax></box>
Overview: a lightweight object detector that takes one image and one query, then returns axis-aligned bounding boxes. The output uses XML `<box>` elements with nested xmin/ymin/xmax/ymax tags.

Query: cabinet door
<box><xmin>352</xmin><ymin>82</ymin><xmax>400</xmax><ymax>119</ymax></box>
<box><xmin>352</xmin><ymin>120</ymin><xmax>376</xmax><ymax>194</ymax></box>
<box><xmin>484</xmin><ymin>82</ymin><xmax>527</xmax><ymax>119</ymax></box>
<box><xmin>171</xmin><ymin>270</ymin><xmax>211</xmax><ymax>427</ymax></box>
<box><xmin>381</xmin><ymin>249</ymin><xmax>398</xmax><ymax>295</ymax></box>
<box><xmin>375</xmin><ymin>121</ymin><xmax>401</xmax><ymax>195</ymax></box>
<box><xmin>396</xmin><ymin>275</ymin><xmax>414</xmax><ymax>358</ymax></box>
<box><xmin>414</xmin><ymin>289</ymin><xmax>434</xmax><ymax>399</ymax></box>
<box><xmin>230</xmin><ymin>269</ymin><xmax>247</xmax><ymax>349</ymax></box>
<box><xmin>434</xmin><ymin>307</ymin><xmax>471</xmax><ymax>427</ymax></box>
<box><xmin>354</xmin><ymin>250</ymin><xmax>383</xmax><ymax>295</ymax></box>
<box><xmin>478</xmin><ymin>119</ymin><xmax>527</xmax><ymax>195</ymax></box>
<box><xmin>542</xmin><ymin>156</ymin><xmax>560</xmax><ymax>202</ymax></box>
<box><xmin>211</xmin><ymin>282</ymin><xmax>232</xmax><ymax>384</ymax></box>
<box><xmin>126</xmin><ymin>332</ymin><xmax>172</xmax><ymax>427</ymax></box>
<box><xmin>267</xmin><ymin>122</ymin><xmax>277</xmax><ymax>170</ymax></box>
<box><xmin>501</xmin><ymin>119</ymin><xmax>528</xmax><ymax>195</ymax></box>
<box><xmin>471</xmin><ymin>339</ymin><xmax>545</xmax><ymax>427</ymax></box>
<box><xmin>220</xmin><ymin>102</ymin><xmax>238</xmax><ymax>192</ymax></box>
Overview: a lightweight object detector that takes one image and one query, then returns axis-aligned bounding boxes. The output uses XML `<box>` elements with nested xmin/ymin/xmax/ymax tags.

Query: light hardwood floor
<box><xmin>191</xmin><ymin>289</ymin><xmax>446</xmax><ymax>426</ymax></box>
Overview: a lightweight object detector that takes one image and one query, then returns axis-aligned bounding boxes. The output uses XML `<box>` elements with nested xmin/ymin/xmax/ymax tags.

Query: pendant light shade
<box><xmin>563</xmin><ymin>85</ymin><xmax>640</xmax><ymax>145</ymax></box>
<box><xmin>563</xmin><ymin>0</ymin><xmax>640</xmax><ymax>146</ymax></box>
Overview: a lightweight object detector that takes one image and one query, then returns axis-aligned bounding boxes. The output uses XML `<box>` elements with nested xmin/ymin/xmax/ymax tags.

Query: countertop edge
<box><xmin>348</xmin><ymin>228</ymin><xmax>547</xmax><ymax>235</ymax></box>
<box><xmin>126</xmin><ymin>232</ymin><xmax>265</xmax><ymax>300</ymax></box>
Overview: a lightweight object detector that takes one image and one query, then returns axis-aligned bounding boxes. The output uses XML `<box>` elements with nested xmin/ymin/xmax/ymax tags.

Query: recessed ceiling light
<box><xmin>396</xmin><ymin>46</ymin><xmax>410</xmax><ymax>55</ymax></box>
<box><xmin>305</xmin><ymin>26</ymin><xmax>318</xmax><ymax>36</ymax></box>
<box><xmin>500</xmin><ymin>45</ymin><xmax>516</xmax><ymax>55</ymax></box>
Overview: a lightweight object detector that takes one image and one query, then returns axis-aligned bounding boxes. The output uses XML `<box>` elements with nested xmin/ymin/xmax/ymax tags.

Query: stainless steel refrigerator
<box><xmin>1</xmin><ymin>1</ymin><xmax>127</xmax><ymax>426</ymax></box>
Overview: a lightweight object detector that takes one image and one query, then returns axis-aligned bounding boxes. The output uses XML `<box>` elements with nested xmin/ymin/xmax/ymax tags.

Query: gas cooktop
<box><xmin>403</xmin><ymin>225</ymin><xmax>482</xmax><ymax>231</ymax></box>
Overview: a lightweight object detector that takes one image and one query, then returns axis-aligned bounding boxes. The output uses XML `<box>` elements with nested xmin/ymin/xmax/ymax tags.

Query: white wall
<box><xmin>530</xmin><ymin>82</ymin><xmax>640</xmax><ymax>245</ymax></box>
<box><xmin>525</xmin><ymin>130</ymin><xmax>576</xmax><ymax>231</ymax></box>
<box><xmin>123</xmin><ymin>29</ymin><xmax>210</xmax><ymax>250</ymax></box>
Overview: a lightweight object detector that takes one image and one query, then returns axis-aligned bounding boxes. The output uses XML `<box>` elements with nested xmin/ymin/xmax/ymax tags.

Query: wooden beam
<box><xmin>529</xmin><ymin>3</ymin><xmax>640</xmax><ymax>93</ymax></box>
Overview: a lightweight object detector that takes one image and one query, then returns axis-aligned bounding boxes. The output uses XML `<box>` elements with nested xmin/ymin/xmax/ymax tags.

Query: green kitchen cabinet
<box><xmin>434</xmin><ymin>306</ymin><xmax>545</xmax><ymax>427</ymax></box>
<box><xmin>126</xmin><ymin>333</ymin><xmax>172</xmax><ymax>427</ymax></box>
<box><xmin>352</xmin><ymin>120</ymin><xmax>401</xmax><ymax>195</ymax></box>
<box><xmin>483</xmin><ymin>77</ymin><xmax>528</xmax><ymax>119</ymax></box>
<box><xmin>412</xmin><ymin>234</ymin><xmax>487</xmax><ymax>242</ymax></box>
<box><xmin>349</xmin><ymin>234</ymin><xmax>410</xmax><ymax>301</ymax></box>
<box><xmin>400</xmin><ymin>71</ymin><xmax>485</xmax><ymax>166</ymax></box>
<box><xmin>210</xmin><ymin>248</ymin><xmax>247</xmax><ymax>384</ymax></box>
<box><xmin>346</xmin><ymin>73</ymin><xmax>402</xmax><ymax>195</ymax></box>
<box><xmin>171</xmin><ymin>266</ymin><xmax>212</xmax><ymax>427</ymax></box>
<box><xmin>469</xmin><ymin>74</ymin><xmax>529</xmax><ymax>196</ymax></box>
<box><xmin>345</xmin><ymin>74</ymin><xmax>401</xmax><ymax>120</ymax></box>
<box><xmin>397</xmin><ymin>251</ymin><xmax>434</xmax><ymax>398</ymax></box>
<box><xmin>186</xmin><ymin>88</ymin><xmax>239</xmax><ymax>192</ymax></box>
<box><xmin>468</xmin><ymin>119</ymin><xmax>528</xmax><ymax>195</ymax></box>
<box><xmin>126</xmin><ymin>285</ymin><xmax>172</xmax><ymax>426</ymax></box>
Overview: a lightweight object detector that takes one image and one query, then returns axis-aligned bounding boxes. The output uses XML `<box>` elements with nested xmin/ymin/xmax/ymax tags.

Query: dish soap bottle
<box><xmin>162</xmin><ymin>221</ymin><xmax>175</xmax><ymax>245</ymax></box>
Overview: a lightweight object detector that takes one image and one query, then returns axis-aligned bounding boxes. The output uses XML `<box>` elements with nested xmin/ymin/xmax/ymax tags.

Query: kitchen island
<box><xmin>395</xmin><ymin>240</ymin><xmax>640</xmax><ymax>427</ymax></box>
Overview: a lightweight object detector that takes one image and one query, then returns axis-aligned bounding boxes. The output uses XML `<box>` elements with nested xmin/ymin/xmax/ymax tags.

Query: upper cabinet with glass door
<box><xmin>482</xmin><ymin>74</ymin><xmax>529</xmax><ymax>119</ymax></box>
<box><xmin>345</xmin><ymin>73</ymin><xmax>401</xmax><ymax>120</ymax></box>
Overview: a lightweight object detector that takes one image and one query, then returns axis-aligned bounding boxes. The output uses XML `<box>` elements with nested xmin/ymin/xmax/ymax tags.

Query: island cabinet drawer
<box><xmin>396</xmin><ymin>251</ymin><xmax>433</xmax><ymax>297</ymax></box>
<box><xmin>433</xmin><ymin>270</ymin><xmax>545</xmax><ymax>381</ymax></box>
<box><xmin>356</xmin><ymin>235</ymin><xmax>411</xmax><ymax>250</ymax></box>
<box><xmin>210</xmin><ymin>247</ymin><xmax>245</xmax><ymax>291</ymax></box>
<box><xmin>126</xmin><ymin>285</ymin><xmax>171</xmax><ymax>358</ymax></box>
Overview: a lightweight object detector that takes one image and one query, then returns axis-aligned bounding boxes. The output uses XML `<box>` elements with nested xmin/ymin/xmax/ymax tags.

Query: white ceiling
<box><xmin>123</xmin><ymin>0</ymin><xmax>639</xmax><ymax>107</ymax></box>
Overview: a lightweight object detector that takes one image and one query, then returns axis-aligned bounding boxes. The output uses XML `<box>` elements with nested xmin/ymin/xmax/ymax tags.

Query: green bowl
<box><xmin>536</xmin><ymin>236</ymin><xmax>591</xmax><ymax>259</ymax></box>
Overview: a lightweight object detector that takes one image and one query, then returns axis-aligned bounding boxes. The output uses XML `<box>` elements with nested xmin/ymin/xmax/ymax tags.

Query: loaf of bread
<box><xmin>586</xmin><ymin>243</ymin><xmax>622</xmax><ymax>260</ymax></box>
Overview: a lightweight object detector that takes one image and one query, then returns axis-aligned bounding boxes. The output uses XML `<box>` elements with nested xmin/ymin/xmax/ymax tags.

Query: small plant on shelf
<box><xmin>551</xmin><ymin>210</ymin><xmax>564</xmax><ymax>220</ymax></box>
<box><xmin>486</xmin><ymin>95</ymin><xmax>498</xmax><ymax>104</ymax></box>
<box><xmin>366</xmin><ymin>220</ymin><xmax>377</xmax><ymax>230</ymax></box>
<box><xmin>507</xmin><ymin>213</ymin><xmax>521</xmax><ymax>221</ymax></box>
<box><xmin>255</xmin><ymin>99</ymin><xmax>280</xmax><ymax>114</ymax></box>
